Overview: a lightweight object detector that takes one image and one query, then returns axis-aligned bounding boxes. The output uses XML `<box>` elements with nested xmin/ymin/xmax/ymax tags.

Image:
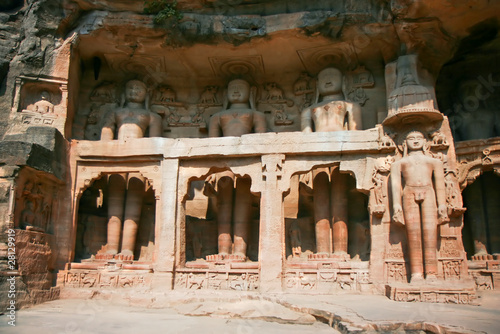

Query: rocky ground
<box><xmin>0</xmin><ymin>290</ymin><xmax>499</xmax><ymax>333</ymax></box>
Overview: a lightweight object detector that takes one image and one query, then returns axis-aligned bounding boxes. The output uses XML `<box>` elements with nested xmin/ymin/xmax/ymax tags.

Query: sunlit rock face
<box><xmin>0</xmin><ymin>0</ymin><xmax>499</xmax><ymax>308</ymax></box>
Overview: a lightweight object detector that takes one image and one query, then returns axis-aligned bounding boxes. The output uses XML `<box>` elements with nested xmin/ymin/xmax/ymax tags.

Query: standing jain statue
<box><xmin>205</xmin><ymin>79</ymin><xmax>266</xmax><ymax>261</ymax></box>
<box><xmin>99</xmin><ymin>80</ymin><xmax>162</xmax><ymax>260</ymax></box>
<box><xmin>300</xmin><ymin>67</ymin><xmax>362</xmax><ymax>258</ymax></box>
<box><xmin>390</xmin><ymin>130</ymin><xmax>449</xmax><ymax>283</ymax></box>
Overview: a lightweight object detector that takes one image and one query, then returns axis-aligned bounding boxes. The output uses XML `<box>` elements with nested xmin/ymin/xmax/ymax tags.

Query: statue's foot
<box><xmin>116</xmin><ymin>250</ymin><xmax>134</xmax><ymax>261</ymax></box>
<box><xmin>472</xmin><ymin>250</ymin><xmax>491</xmax><ymax>261</ymax></box>
<box><xmin>308</xmin><ymin>252</ymin><xmax>330</xmax><ymax>260</ymax></box>
<box><xmin>95</xmin><ymin>246</ymin><xmax>118</xmax><ymax>260</ymax></box>
<box><xmin>331</xmin><ymin>251</ymin><xmax>350</xmax><ymax>261</ymax></box>
<box><xmin>228</xmin><ymin>253</ymin><xmax>246</xmax><ymax>262</ymax></box>
<box><xmin>410</xmin><ymin>273</ymin><xmax>424</xmax><ymax>285</ymax></box>
<box><xmin>426</xmin><ymin>274</ymin><xmax>438</xmax><ymax>283</ymax></box>
<box><xmin>206</xmin><ymin>253</ymin><xmax>226</xmax><ymax>262</ymax></box>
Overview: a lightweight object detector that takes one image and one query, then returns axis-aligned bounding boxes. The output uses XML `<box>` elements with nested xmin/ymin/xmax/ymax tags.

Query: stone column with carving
<box><xmin>152</xmin><ymin>158</ymin><xmax>179</xmax><ymax>289</ymax></box>
<box><xmin>258</xmin><ymin>154</ymin><xmax>286</xmax><ymax>292</ymax></box>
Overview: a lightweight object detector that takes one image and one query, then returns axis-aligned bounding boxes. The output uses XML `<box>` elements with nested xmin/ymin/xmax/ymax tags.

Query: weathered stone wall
<box><xmin>0</xmin><ymin>0</ymin><xmax>499</xmax><ymax>308</ymax></box>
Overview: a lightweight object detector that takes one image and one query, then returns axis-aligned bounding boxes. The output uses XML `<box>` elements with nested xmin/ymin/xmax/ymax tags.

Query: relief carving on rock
<box><xmin>15</xmin><ymin>171</ymin><xmax>58</xmax><ymax>234</ymax></box>
<box><xmin>100</xmin><ymin>80</ymin><xmax>162</xmax><ymax>140</ymax></box>
<box><xmin>13</xmin><ymin>76</ymin><xmax>67</xmax><ymax>130</ymax></box>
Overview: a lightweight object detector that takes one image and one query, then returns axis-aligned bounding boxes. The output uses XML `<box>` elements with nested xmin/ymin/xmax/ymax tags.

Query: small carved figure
<box><xmin>154</xmin><ymin>85</ymin><xmax>176</xmax><ymax>103</ymax></box>
<box><xmin>444</xmin><ymin>170</ymin><xmax>466</xmax><ymax>217</ymax></box>
<box><xmin>191</xmin><ymin>108</ymin><xmax>205</xmax><ymax>124</ymax></box>
<box><xmin>188</xmin><ymin>273</ymin><xmax>205</xmax><ymax>289</ymax></box>
<box><xmin>20</xmin><ymin>200</ymin><xmax>36</xmax><ymax>230</ymax></box>
<box><xmin>430</xmin><ymin>130</ymin><xmax>448</xmax><ymax>146</ymax></box>
<box><xmin>199</xmin><ymin>86</ymin><xmax>219</xmax><ymax>104</ymax></box>
<box><xmin>167</xmin><ymin>108</ymin><xmax>181</xmax><ymax>124</ymax></box>
<box><xmin>294</xmin><ymin>72</ymin><xmax>312</xmax><ymax>94</ymax></box>
<box><xmin>390</xmin><ymin>130</ymin><xmax>449</xmax><ymax>283</ymax></box>
<box><xmin>81</xmin><ymin>275</ymin><xmax>97</xmax><ymax>287</ymax></box>
<box><xmin>274</xmin><ymin>108</ymin><xmax>293</xmax><ymax>125</ymax></box>
<box><xmin>371</xmin><ymin>172</ymin><xmax>387</xmax><ymax>217</ymax></box>
<box><xmin>298</xmin><ymin>272</ymin><xmax>315</xmax><ymax>289</ymax></box>
<box><xmin>34</xmin><ymin>91</ymin><xmax>54</xmax><ymax>114</ymax></box>
<box><xmin>264</xmin><ymin>82</ymin><xmax>284</xmax><ymax>101</ymax></box>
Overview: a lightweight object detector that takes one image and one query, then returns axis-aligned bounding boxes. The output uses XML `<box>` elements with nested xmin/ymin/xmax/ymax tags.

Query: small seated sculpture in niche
<box><xmin>390</xmin><ymin>130</ymin><xmax>449</xmax><ymax>283</ymax></box>
<box><xmin>205</xmin><ymin>79</ymin><xmax>265</xmax><ymax>262</ymax></box>
<box><xmin>209</xmin><ymin>79</ymin><xmax>266</xmax><ymax>137</ymax></box>
<box><xmin>264</xmin><ymin>82</ymin><xmax>284</xmax><ymax>101</ymax></box>
<box><xmin>20</xmin><ymin>200</ymin><xmax>35</xmax><ymax>229</ymax></box>
<box><xmin>34</xmin><ymin>91</ymin><xmax>54</xmax><ymax>114</ymax></box>
<box><xmin>199</xmin><ymin>86</ymin><xmax>219</xmax><ymax>105</ymax></box>
<box><xmin>300</xmin><ymin>67</ymin><xmax>362</xmax><ymax>259</ymax></box>
<box><xmin>20</xmin><ymin>200</ymin><xmax>44</xmax><ymax>232</ymax></box>
<box><xmin>101</xmin><ymin>80</ymin><xmax>162</xmax><ymax>140</ymax></box>
<box><xmin>154</xmin><ymin>85</ymin><xmax>176</xmax><ymax>103</ymax></box>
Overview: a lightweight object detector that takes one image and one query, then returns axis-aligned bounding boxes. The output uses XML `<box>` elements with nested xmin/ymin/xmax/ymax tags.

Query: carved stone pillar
<box><xmin>153</xmin><ymin>158</ymin><xmax>179</xmax><ymax>289</ymax></box>
<box><xmin>258</xmin><ymin>154</ymin><xmax>286</xmax><ymax>292</ymax></box>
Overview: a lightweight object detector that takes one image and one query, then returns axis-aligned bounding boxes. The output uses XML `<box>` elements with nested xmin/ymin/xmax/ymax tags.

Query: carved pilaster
<box><xmin>257</xmin><ymin>154</ymin><xmax>286</xmax><ymax>292</ymax></box>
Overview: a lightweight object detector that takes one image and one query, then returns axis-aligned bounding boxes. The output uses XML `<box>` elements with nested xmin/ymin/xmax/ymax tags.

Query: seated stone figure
<box><xmin>101</xmin><ymin>80</ymin><xmax>162</xmax><ymax>140</ymax></box>
<box><xmin>98</xmin><ymin>80</ymin><xmax>161</xmax><ymax>261</ymax></box>
<box><xmin>390</xmin><ymin>130</ymin><xmax>449</xmax><ymax>283</ymax></box>
<box><xmin>300</xmin><ymin>67</ymin><xmax>362</xmax><ymax>259</ymax></box>
<box><xmin>209</xmin><ymin>79</ymin><xmax>266</xmax><ymax>137</ymax></box>
<box><xmin>205</xmin><ymin>79</ymin><xmax>266</xmax><ymax>262</ymax></box>
<box><xmin>34</xmin><ymin>91</ymin><xmax>55</xmax><ymax>114</ymax></box>
<box><xmin>301</xmin><ymin>67</ymin><xmax>362</xmax><ymax>132</ymax></box>
<box><xmin>20</xmin><ymin>200</ymin><xmax>44</xmax><ymax>232</ymax></box>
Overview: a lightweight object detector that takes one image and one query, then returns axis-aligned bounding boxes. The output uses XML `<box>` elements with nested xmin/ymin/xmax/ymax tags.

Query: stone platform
<box><xmin>6</xmin><ymin>289</ymin><xmax>498</xmax><ymax>334</ymax></box>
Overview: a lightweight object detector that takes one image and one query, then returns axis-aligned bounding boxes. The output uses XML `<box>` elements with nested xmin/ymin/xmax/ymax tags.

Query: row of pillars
<box><xmin>153</xmin><ymin>155</ymin><xmax>286</xmax><ymax>292</ymax></box>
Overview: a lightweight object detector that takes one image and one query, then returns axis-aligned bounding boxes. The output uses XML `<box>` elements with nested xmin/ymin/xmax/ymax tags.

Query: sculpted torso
<box><xmin>114</xmin><ymin>107</ymin><xmax>153</xmax><ymax>140</ymax></box>
<box><xmin>212</xmin><ymin>109</ymin><xmax>257</xmax><ymax>137</ymax></box>
<box><xmin>312</xmin><ymin>101</ymin><xmax>348</xmax><ymax>132</ymax></box>
<box><xmin>301</xmin><ymin>67</ymin><xmax>362</xmax><ymax>132</ymax></box>
<box><xmin>100</xmin><ymin>80</ymin><xmax>162</xmax><ymax>140</ymax></box>
<box><xmin>208</xmin><ymin>79</ymin><xmax>266</xmax><ymax>137</ymax></box>
<box><xmin>396</xmin><ymin>155</ymin><xmax>440</xmax><ymax>187</ymax></box>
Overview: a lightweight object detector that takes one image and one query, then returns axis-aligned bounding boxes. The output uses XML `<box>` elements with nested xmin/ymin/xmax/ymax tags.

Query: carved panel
<box><xmin>386</xmin><ymin>262</ymin><xmax>407</xmax><ymax>282</ymax></box>
<box><xmin>175</xmin><ymin>271</ymin><xmax>259</xmax><ymax>291</ymax></box>
<box><xmin>209</xmin><ymin>56</ymin><xmax>265</xmax><ymax>77</ymax></box>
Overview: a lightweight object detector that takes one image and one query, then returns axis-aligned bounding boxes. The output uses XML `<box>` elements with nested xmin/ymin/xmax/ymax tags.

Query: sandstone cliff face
<box><xmin>0</xmin><ymin>0</ymin><xmax>498</xmax><ymax>308</ymax></box>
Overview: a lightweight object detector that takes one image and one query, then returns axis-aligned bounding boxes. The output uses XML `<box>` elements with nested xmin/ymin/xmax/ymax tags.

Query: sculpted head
<box><xmin>317</xmin><ymin>67</ymin><xmax>343</xmax><ymax>96</ymax></box>
<box><xmin>40</xmin><ymin>91</ymin><xmax>51</xmax><ymax>101</ymax></box>
<box><xmin>227</xmin><ymin>79</ymin><xmax>250</xmax><ymax>105</ymax></box>
<box><xmin>125</xmin><ymin>80</ymin><xmax>147</xmax><ymax>103</ymax></box>
<box><xmin>405</xmin><ymin>130</ymin><xmax>426</xmax><ymax>151</ymax></box>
